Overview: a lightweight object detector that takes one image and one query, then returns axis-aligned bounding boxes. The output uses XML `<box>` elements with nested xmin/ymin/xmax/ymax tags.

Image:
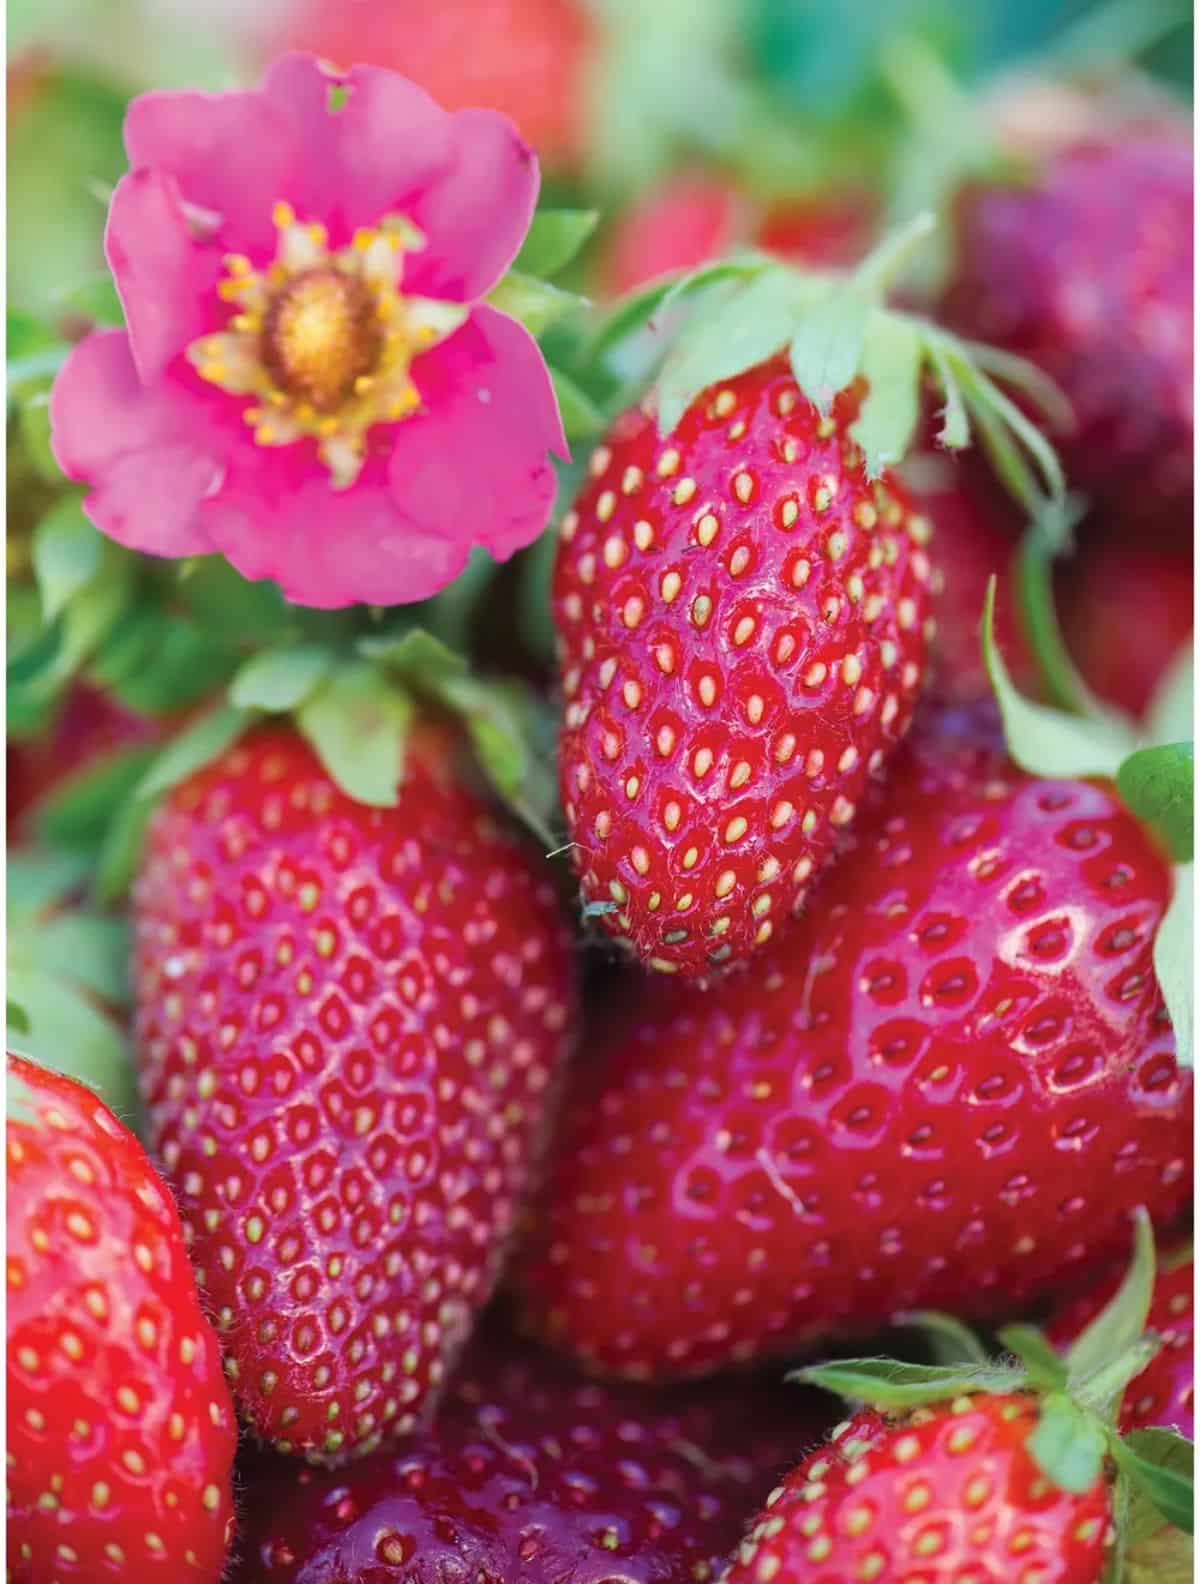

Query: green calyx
<box><xmin>981</xmin><ymin>558</ymin><xmax>1195</xmax><ymax>1068</ymax></box>
<box><xmin>590</xmin><ymin>211</ymin><xmax>1069</xmax><ymax>516</ymax></box>
<box><xmin>6</xmin><ymin>848</ymin><xmax>140</xmax><ymax>1131</ymax></box>
<box><xmin>92</xmin><ymin>626</ymin><xmax>560</xmax><ymax>901</ymax></box>
<box><xmin>793</xmin><ymin>1210</ymin><xmax>1194</xmax><ymax>1543</ymax></box>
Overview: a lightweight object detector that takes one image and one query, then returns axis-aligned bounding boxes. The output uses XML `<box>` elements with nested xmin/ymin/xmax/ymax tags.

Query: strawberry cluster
<box><xmin>7</xmin><ymin>10</ymin><xmax>1194</xmax><ymax>1584</ymax></box>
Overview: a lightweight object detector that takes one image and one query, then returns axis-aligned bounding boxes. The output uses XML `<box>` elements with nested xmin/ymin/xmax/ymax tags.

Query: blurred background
<box><xmin>7</xmin><ymin>0</ymin><xmax>1193</xmax><ymax>319</ymax></box>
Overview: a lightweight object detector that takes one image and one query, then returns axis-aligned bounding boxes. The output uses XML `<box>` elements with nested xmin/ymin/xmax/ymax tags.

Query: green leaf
<box><xmin>1065</xmin><ymin>1208</ymin><xmax>1156</xmax><ymax>1393</ymax></box>
<box><xmin>487</xmin><ymin>270</ymin><xmax>587</xmax><ymax>337</ymax></box>
<box><xmin>36</xmin><ymin>744</ymin><xmax>160</xmax><ymax>853</ymax></box>
<box><xmin>172</xmin><ymin>557</ymin><xmax>293</xmax><ymax>642</ymax></box>
<box><xmin>7</xmin><ymin>999</ymin><xmax>31</xmax><ymax>1037</ymax></box>
<box><xmin>55</xmin><ymin>272</ymin><xmax>124</xmax><ymax>327</ymax></box>
<box><xmin>6</xmin><ymin>849</ymin><xmax>93</xmax><ymax>912</ymax></box>
<box><xmin>1125</xmin><ymin>1521</ymin><xmax>1193</xmax><ymax>1584</ymax></box>
<box><xmin>7</xmin><ymin>342</ymin><xmax>70</xmax><ymax>391</ymax></box>
<box><xmin>102</xmin><ymin>618</ymin><xmax>243</xmax><ymax>716</ymax></box>
<box><xmin>46</xmin><ymin>550</ymin><xmax>136</xmax><ymax>691</ymax></box>
<box><xmin>229</xmin><ymin>644</ymin><xmax>335</xmax><ymax>714</ymax></box>
<box><xmin>852</xmin><ymin>314</ymin><xmax>924</xmax><ymax>474</ymax></box>
<box><xmin>514</xmin><ymin>209</ymin><xmax>599</xmax><ymax>278</ymax></box>
<box><xmin>1155</xmin><ymin>864</ymin><xmax>1193</xmax><ymax>1069</ymax></box>
<box><xmin>590</xmin><ymin>274</ymin><xmax>685</xmax><ymax>361</ymax></box>
<box><xmin>996</xmin><ymin>1325</ymin><xmax>1070</xmax><ymax>1392</ymax></box>
<box><xmin>360</xmin><ymin>626</ymin><xmax>468</xmax><ymax>680</ymax></box>
<box><xmin>657</xmin><ymin>267</ymin><xmax>812</xmax><ymax>434</ymax></box>
<box><xmin>32</xmin><ymin>497</ymin><xmax>102</xmax><ymax>623</ymax></box>
<box><xmin>1117</xmin><ymin>744</ymin><xmax>1194</xmax><ymax>864</ymax></box>
<box><xmin>295</xmin><ymin>665</ymin><xmax>414</xmax><ymax>808</ymax></box>
<box><xmin>425</xmin><ymin>547</ymin><xmax>498</xmax><ymax>654</ymax></box>
<box><xmin>791</xmin><ymin>1357</ymin><xmax>1024</xmax><ymax>1409</ymax></box>
<box><xmin>436</xmin><ymin>675</ymin><xmax>560</xmax><ymax>846</ymax></box>
<box><xmin>788</xmin><ymin>288</ymin><xmax>870</xmax><ymax>414</ymax></box>
<box><xmin>550</xmin><ymin>366</ymin><xmax>606</xmax><ymax>443</ymax></box>
<box><xmin>4</xmin><ymin>964</ymin><xmax>139</xmax><ymax>1129</ymax></box>
<box><xmin>32</xmin><ymin>912</ymin><xmax>131</xmax><ymax>1006</ymax></box>
<box><xmin>982</xmin><ymin>578</ymin><xmax>1137</xmax><ymax>782</ymax></box>
<box><xmin>892</xmin><ymin>1310</ymin><xmax>991</xmax><ymax>1366</ymax></box>
<box><xmin>136</xmin><ymin>703</ymin><xmax>253</xmax><ymax>801</ymax></box>
<box><xmin>1146</xmin><ymin>641</ymin><xmax>1195</xmax><ymax>748</ymax></box>
<box><xmin>1027</xmin><ymin>1393</ymin><xmax>1108</xmax><ymax>1493</ymax></box>
<box><xmin>1116</xmin><ymin>1428</ymin><xmax>1195</xmax><ymax>1537</ymax></box>
<box><xmin>94</xmin><ymin>794</ymin><xmax>155</xmax><ymax>905</ymax></box>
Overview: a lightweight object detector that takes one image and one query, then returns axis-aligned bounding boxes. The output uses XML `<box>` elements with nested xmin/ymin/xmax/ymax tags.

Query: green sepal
<box><xmin>790</xmin><ymin>1357</ymin><xmax>1025</xmax><ymax>1409</ymax></box>
<box><xmin>1027</xmin><ymin>1392</ymin><xmax>1108</xmax><ymax>1494</ymax></box>
<box><xmin>136</xmin><ymin>702</ymin><xmax>253</xmax><ymax>802</ymax></box>
<box><xmin>295</xmin><ymin>664</ymin><xmax>414</xmax><ymax>809</ymax></box>
<box><xmin>1014</xmin><ymin>525</ymin><xmax>1112</xmax><ymax>717</ymax></box>
<box><xmin>35</xmin><ymin>744</ymin><xmax>160</xmax><ymax>856</ymax></box>
<box><xmin>6</xmin><ymin>848</ymin><xmax>94</xmax><ymax>913</ymax></box>
<box><xmin>852</xmin><ymin>314</ymin><xmax>923</xmax><ymax>473</ymax></box>
<box><xmin>996</xmin><ymin>1325</ymin><xmax>1070</xmax><ymax>1393</ymax></box>
<box><xmin>891</xmin><ymin>1310</ymin><xmax>990</xmax><ymax>1366</ymax></box>
<box><xmin>1146</xmin><ymin>641</ymin><xmax>1195</xmax><ymax>747</ymax></box>
<box><xmin>1063</xmin><ymin>1208</ymin><xmax>1155</xmax><ymax>1390</ymax></box>
<box><xmin>436</xmin><ymin>675</ymin><xmax>560</xmax><ymax>848</ymax></box>
<box><xmin>788</xmin><ymin>287</ymin><xmax>871</xmax><ymax>415</ymax></box>
<box><xmin>487</xmin><ymin>270</ymin><xmax>588</xmax><ymax>337</ymax></box>
<box><xmin>513</xmin><ymin>209</ymin><xmax>599</xmax><ymax>278</ymax></box>
<box><xmin>1114</xmin><ymin>1428</ymin><xmax>1195</xmax><ymax>1538</ymax></box>
<box><xmin>359</xmin><ymin>626</ymin><xmax>467</xmax><ymax>681</ymax></box>
<box><xmin>229</xmin><ymin>644</ymin><xmax>336</xmax><ymax>714</ymax></box>
<box><xmin>550</xmin><ymin>366</ymin><xmax>606</xmax><ymax>444</ymax></box>
<box><xmin>95</xmin><ymin>614</ymin><xmax>243</xmax><ymax>716</ymax></box>
<box><xmin>981</xmin><ymin>578</ymin><xmax>1137</xmax><ymax>782</ymax></box>
<box><xmin>1155</xmin><ymin>864</ymin><xmax>1193</xmax><ymax>1069</ymax></box>
<box><xmin>94</xmin><ymin>795</ymin><xmax>156</xmax><ymax>906</ymax></box>
<box><xmin>1117</xmin><ymin>744</ymin><xmax>1194</xmax><ymax>865</ymax></box>
<box><xmin>171</xmin><ymin>557</ymin><xmax>294</xmax><ymax>644</ymax></box>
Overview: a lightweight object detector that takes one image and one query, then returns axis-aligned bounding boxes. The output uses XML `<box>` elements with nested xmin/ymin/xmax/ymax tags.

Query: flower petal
<box><xmin>261</xmin><ymin>54</ymin><xmax>455</xmax><ymax>244</ymax></box>
<box><xmin>124</xmin><ymin>83</ymin><xmax>298</xmax><ymax>256</ymax></box>
<box><xmin>199</xmin><ymin>445</ymin><xmax>466</xmax><ymax>610</ymax></box>
<box><xmin>106</xmin><ymin>169</ymin><xmax>224</xmax><ymax>383</ymax></box>
<box><xmin>386</xmin><ymin>304</ymin><xmax>565</xmax><ymax>567</ymax></box>
<box><xmin>50</xmin><ymin>331</ymin><xmax>223</xmax><ymax>557</ymax></box>
<box><xmin>404</xmin><ymin>108</ymin><xmax>540</xmax><ymax>301</ymax></box>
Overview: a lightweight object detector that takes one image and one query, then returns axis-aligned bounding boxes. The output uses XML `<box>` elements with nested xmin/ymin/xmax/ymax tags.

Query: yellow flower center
<box><xmin>186</xmin><ymin>202</ymin><xmax>469</xmax><ymax>489</ymax></box>
<box><xmin>261</xmin><ymin>268</ymin><xmax>381</xmax><ymax>413</ymax></box>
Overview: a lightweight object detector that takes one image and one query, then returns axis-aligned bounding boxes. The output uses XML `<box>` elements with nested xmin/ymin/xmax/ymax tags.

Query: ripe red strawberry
<box><xmin>131</xmin><ymin>725</ymin><xmax>575</xmax><ymax>1463</ymax></box>
<box><xmin>7</xmin><ymin>1052</ymin><xmax>237</xmax><ymax>1581</ymax></box>
<box><xmin>233</xmin><ymin>1327</ymin><xmax>827</xmax><ymax>1583</ymax></box>
<box><xmin>722</xmin><ymin>1395</ymin><xmax>1110</xmax><ymax>1584</ymax></box>
<box><xmin>1056</xmin><ymin>536</ymin><xmax>1194</xmax><ymax>722</ymax></box>
<box><xmin>514</xmin><ymin>705</ymin><xmax>1191</xmax><ymax>1380</ymax></box>
<box><xmin>604</xmin><ymin>174</ymin><xmax>873</xmax><ymax>297</ymax></box>
<box><xmin>276</xmin><ymin>0</ymin><xmax>594</xmax><ymax>167</ymax></box>
<box><xmin>1049</xmin><ymin>1247</ymin><xmax>1194</xmax><ymax>1440</ymax></box>
<box><xmin>554</xmin><ymin>358</ymin><xmax>935</xmax><ymax>977</ymax></box>
<box><xmin>942</xmin><ymin>130</ymin><xmax>1193</xmax><ymax>531</ymax></box>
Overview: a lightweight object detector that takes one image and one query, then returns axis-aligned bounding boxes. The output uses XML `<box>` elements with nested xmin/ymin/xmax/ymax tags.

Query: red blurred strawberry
<box><xmin>132</xmin><ymin>725</ymin><xmax>575</xmax><ymax>1463</ymax></box>
<box><xmin>233</xmin><ymin>1327</ymin><xmax>828</xmax><ymax>1582</ymax></box>
<box><xmin>276</xmin><ymin>0</ymin><xmax>593</xmax><ymax>168</ymax></box>
<box><xmin>7</xmin><ymin>1052</ymin><xmax>237</xmax><ymax>1581</ymax></box>
<box><xmin>1057</xmin><ymin>536</ymin><xmax>1194</xmax><ymax>721</ymax></box>
<box><xmin>942</xmin><ymin>129</ymin><xmax>1193</xmax><ymax>531</ymax></box>
<box><xmin>8</xmin><ymin>681</ymin><xmax>167</xmax><ymax>835</ymax></box>
<box><xmin>901</xmin><ymin>449</ymin><xmax>1033</xmax><ymax>704</ymax></box>
<box><xmin>554</xmin><ymin>358</ymin><xmax>935</xmax><ymax>977</ymax></box>
<box><xmin>515</xmin><ymin>705</ymin><xmax>1191</xmax><ymax>1381</ymax></box>
<box><xmin>723</xmin><ymin>1394</ymin><xmax>1110</xmax><ymax>1584</ymax></box>
<box><xmin>604</xmin><ymin>173</ymin><xmax>873</xmax><ymax>297</ymax></box>
<box><xmin>1049</xmin><ymin>1246</ymin><xmax>1193</xmax><ymax>1440</ymax></box>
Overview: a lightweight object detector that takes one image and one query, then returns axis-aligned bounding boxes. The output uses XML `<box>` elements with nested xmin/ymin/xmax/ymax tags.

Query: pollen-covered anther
<box><xmin>187</xmin><ymin>206</ymin><xmax>466</xmax><ymax>489</ymax></box>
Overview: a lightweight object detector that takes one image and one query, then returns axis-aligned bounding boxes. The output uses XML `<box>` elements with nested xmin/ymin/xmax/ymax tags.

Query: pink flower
<box><xmin>50</xmin><ymin>53</ymin><xmax>567</xmax><ymax>609</ymax></box>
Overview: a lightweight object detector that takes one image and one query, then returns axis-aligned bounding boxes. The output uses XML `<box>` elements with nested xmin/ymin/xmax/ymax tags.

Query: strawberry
<box><xmin>603</xmin><ymin>174</ymin><xmax>873</xmax><ymax>297</ymax></box>
<box><xmin>1049</xmin><ymin>1246</ymin><xmax>1193</xmax><ymax>1440</ymax></box>
<box><xmin>514</xmin><ymin>703</ymin><xmax>1191</xmax><ymax>1380</ymax></box>
<box><xmin>276</xmin><ymin>0</ymin><xmax>594</xmax><ymax>167</ymax></box>
<box><xmin>723</xmin><ymin>1219</ymin><xmax>1193</xmax><ymax>1584</ymax></box>
<box><xmin>1056</xmin><ymin>536</ymin><xmax>1194</xmax><ymax>722</ymax></box>
<box><xmin>6</xmin><ymin>1052</ymin><xmax>237</xmax><ymax>1580</ymax></box>
<box><xmin>232</xmin><ymin>1327</ymin><xmax>827</xmax><ymax>1583</ymax></box>
<box><xmin>723</xmin><ymin>1395</ymin><xmax>1111</xmax><ymax>1584</ymax></box>
<box><xmin>131</xmin><ymin>724</ymin><xmax>575</xmax><ymax>1462</ymax></box>
<box><xmin>554</xmin><ymin>359</ymin><xmax>935</xmax><ymax>977</ymax></box>
<box><xmin>942</xmin><ymin>129</ymin><xmax>1193</xmax><ymax>531</ymax></box>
